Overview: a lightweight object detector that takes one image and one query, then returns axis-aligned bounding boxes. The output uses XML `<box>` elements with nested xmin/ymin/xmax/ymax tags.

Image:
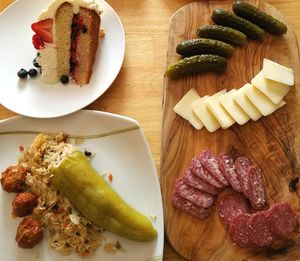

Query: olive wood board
<box><xmin>161</xmin><ymin>1</ymin><xmax>300</xmax><ymax>260</ymax></box>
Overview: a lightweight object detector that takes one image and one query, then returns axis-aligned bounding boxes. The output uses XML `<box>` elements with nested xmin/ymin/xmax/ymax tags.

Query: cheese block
<box><xmin>207</xmin><ymin>90</ymin><xmax>235</xmax><ymax>129</ymax></box>
<box><xmin>243</xmin><ymin>83</ymin><xmax>286</xmax><ymax>116</ymax></box>
<box><xmin>233</xmin><ymin>84</ymin><xmax>262</xmax><ymax>121</ymax></box>
<box><xmin>190</xmin><ymin>95</ymin><xmax>209</xmax><ymax>117</ymax></box>
<box><xmin>173</xmin><ymin>88</ymin><xmax>203</xmax><ymax>129</ymax></box>
<box><xmin>263</xmin><ymin>58</ymin><xmax>294</xmax><ymax>86</ymax></box>
<box><xmin>191</xmin><ymin>90</ymin><xmax>226</xmax><ymax>132</ymax></box>
<box><xmin>218</xmin><ymin>89</ymin><xmax>250</xmax><ymax>125</ymax></box>
<box><xmin>251</xmin><ymin>70</ymin><xmax>290</xmax><ymax>104</ymax></box>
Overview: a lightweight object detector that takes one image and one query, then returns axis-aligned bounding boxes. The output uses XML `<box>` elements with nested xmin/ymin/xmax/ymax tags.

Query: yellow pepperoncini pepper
<box><xmin>50</xmin><ymin>151</ymin><xmax>157</xmax><ymax>242</ymax></box>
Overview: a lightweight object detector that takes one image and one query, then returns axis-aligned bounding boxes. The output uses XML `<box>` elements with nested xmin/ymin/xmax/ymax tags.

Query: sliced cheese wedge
<box><xmin>191</xmin><ymin>90</ymin><xmax>226</xmax><ymax>132</ymax></box>
<box><xmin>243</xmin><ymin>83</ymin><xmax>286</xmax><ymax>116</ymax></box>
<box><xmin>233</xmin><ymin>84</ymin><xmax>262</xmax><ymax>121</ymax></box>
<box><xmin>263</xmin><ymin>58</ymin><xmax>294</xmax><ymax>86</ymax></box>
<box><xmin>251</xmin><ymin>70</ymin><xmax>290</xmax><ymax>104</ymax></box>
<box><xmin>173</xmin><ymin>88</ymin><xmax>203</xmax><ymax>129</ymax></box>
<box><xmin>207</xmin><ymin>90</ymin><xmax>235</xmax><ymax>129</ymax></box>
<box><xmin>218</xmin><ymin>89</ymin><xmax>250</xmax><ymax>125</ymax></box>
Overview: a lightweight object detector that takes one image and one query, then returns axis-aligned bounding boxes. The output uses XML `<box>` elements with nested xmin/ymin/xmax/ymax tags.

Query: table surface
<box><xmin>0</xmin><ymin>0</ymin><xmax>299</xmax><ymax>260</ymax></box>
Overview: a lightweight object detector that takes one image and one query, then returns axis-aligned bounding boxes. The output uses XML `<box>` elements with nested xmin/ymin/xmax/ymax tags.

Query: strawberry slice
<box><xmin>32</xmin><ymin>34</ymin><xmax>44</xmax><ymax>50</ymax></box>
<box><xmin>31</xmin><ymin>18</ymin><xmax>53</xmax><ymax>43</ymax></box>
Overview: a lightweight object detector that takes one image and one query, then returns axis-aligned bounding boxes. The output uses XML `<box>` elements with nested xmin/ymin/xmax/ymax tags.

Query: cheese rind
<box><xmin>251</xmin><ymin>70</ymin><xmax>290</xmax><ymax>104</ymax></box>
<box><xmin>191</xmin><ymin>90</ymin><xmax>226</xmax><ymax>132</ymax></box>
<box><xmin>243</xmin><ymin>83</ymin><xmax>286</xmax><ymax>116</ymax></box>
<box><xmin>233</xmin><ymin>84</ymin><xmax>262</xmax><ymax>121</ymax></box>
<box><xmin>263</xmin><ymin>58</ymin><xmax>294</xmax><ymax>86</ymax></box>
<box><xmin>173</xmin><ymin>88</ymin><xmax>203</xmax><ymax>130</ymax></box>
<box><xmin>219</xmin><ymin>89</ymin><xmax>250</xmax><ymax>125</ymax></box>
<box><xmin>207</xmin><ymin>91</ymin><xmax>235</xmax><ymax>129</ymax></box>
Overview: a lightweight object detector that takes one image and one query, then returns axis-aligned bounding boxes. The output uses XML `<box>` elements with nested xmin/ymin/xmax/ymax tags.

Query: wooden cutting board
<box><xmin>161</xmin><ymin>1</ymin><xmax>300</xmax><ymax>260</ymax></box>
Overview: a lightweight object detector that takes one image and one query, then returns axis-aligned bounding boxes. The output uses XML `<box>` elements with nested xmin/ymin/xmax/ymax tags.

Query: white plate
<box><xmin>0</xmin><ymin>110</ymin><xmax>163</xmax><ymax>261</ymax></box>
<box><xmin>0</xmin><ymin>0</ymin><xmax>125</xmax><ymax>118</ymax></box>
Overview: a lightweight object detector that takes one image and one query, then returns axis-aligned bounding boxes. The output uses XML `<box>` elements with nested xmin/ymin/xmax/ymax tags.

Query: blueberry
<box><xmin>17</xmin><ymin>68</ymin><xmax>28</xmax><ymax>79</ymax></box>
<box><xmin>33</xmin><ymin>58</ymin><xmax>41</xmax><ymax>68</ymax></box>
<box><xmin>71</xmin><ymin>31</ymin><xmax>77</xmax><ymax>40</ymax></box>
<box><xmin>84</xmin><ymin>150</ymin><xmax>92</xmax><ymax>157</ymax></box>
<box><xmin>81</xmin><ymin>25</ymin><xmax>88</xmax><ymax>33</ymax></box>
<box><xmin>60</xmin><ymin>75</ymin><xmax>69</xmax><ymax>84</ymax></box>
<box><xmin>70</xmin><ymin>60</ymin><xmax>77</xmax><ymax>70</ymax></box>
<box><xmin>28</xmin><ymin>68</ymin><xmax>38</xmax><ymax>77</ymax></box>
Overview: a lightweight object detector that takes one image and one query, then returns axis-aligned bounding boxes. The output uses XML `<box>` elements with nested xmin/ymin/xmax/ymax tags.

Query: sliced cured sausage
<box><xmin>265</xmin><ymin>203</ymin><xmax>298</xmax><ymax>238</ymax></box>
<box><xmin>247</xmin><ymin>211</ymin><xmax>275</xmax><ymax>247</ymax></box>
<box><xmin>199</xmin><ymin>151</ymin><xmax>229</xmax><ymax>187</ymax></box>
<box><xmin>248</xmin><ymin>165</ymin><xmax>267</xmax><ymax>209</ymax></box>
<box><xmin>175</xmin><ymin>179</ymin><xmax>215</xmax><ymax>208</ymax></box>
<box><xmin>182</xmin><ymin>168</ymin><xmax>221</xmax><ymax>195</ymax></box>
<box><xmin>190</xmin><ymin>157</ymin><xmax>223</xmax><ymax>188</ymax></box>
<box><xmin>235</xmin><ymin>156</ymin><xmax>251</xmax><ymax>198</ymax></box>
<box><xmin>229</xmin><ymin>213</ymin><xmax>253</xmax><ymax>248</ymax></box>
<box><xmin>172</xmin><ymin>192</ymin><xmax>211</xmax><ymax>219</ymax></box>
<box><xmin>217</xmin><ymin>192</ymin><xmax>251</xmax><ymax>228</ymax></box>
<box><xmin>217</xmin><ymin>153</ymin><xmax>242</xmax><ymax>192</ymax></box>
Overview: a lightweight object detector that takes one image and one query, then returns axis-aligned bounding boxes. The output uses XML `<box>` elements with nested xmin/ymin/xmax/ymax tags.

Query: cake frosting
<box><xmin>38</xmin><ymin>0</ymin><xmax>102</xmax><ymax>20</ymax></box>
<box><xmin>38</xmin><ymin>45</ymin><xmax>59</xmax><ymax>84</ymax></box>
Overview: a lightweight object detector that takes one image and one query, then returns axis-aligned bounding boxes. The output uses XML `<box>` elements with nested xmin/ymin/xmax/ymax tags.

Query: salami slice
<box><xmin>229</xmin><ymin>213</ymin><xmax>253</xmax><ymax>248</ymax></box>
<box><xmin>172</xmin><ymin>192</ymin><xmax>211</xmax><ymax>219</ymax></box>
<box><xmin>265</xmin><ymin>203</ymin><xmax>298</xmax><ymax>238</ymax></box>
<box><xmin>199</xmin><ymin>151</ymin><xmax>229</xmax><ymax>187</ymax></box>
<box><xmin>175</xmin><ymin>179</ymin><xmax>215</xmax><ymax>208</ymax></box>
<box><xmin>248</xmin><ymin>165</ymin><xmax>267</xmax><ymax>209</ymax></box>
<box><xmin>190</xmin><ymin>157</ymin><xmax>223</xmax><ymax>188</ymax></box>
<box><xmin>217</xmin><ymin>192</ymin><xmax>251</xmax><ymax>228</ymax></box>
<box><xmin>217</xmin><ymin>153</ymin><xmax>242</xmax><ymax>192</ymax></box>
<box><xmin>247</xmin><ymin>211</ymin><xmax>275</xmax><ymax>247</ymax></box>
<box><xmin>182</xmin><ymin>168</ymin><xmax>221</xmax><ymax>195</ymax></box>
<box><xmin>235</xmin><ymin>156</ymin><xmax>251</xmax><ymax>198</ymax></box>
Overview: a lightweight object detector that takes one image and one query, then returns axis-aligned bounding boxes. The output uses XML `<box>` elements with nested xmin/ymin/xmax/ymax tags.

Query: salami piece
<box><xmin>172</xmin><ymin>192</ymin><xmax>211</xmax><ymax>219</ymax></box>
<box><xmin>182</xmin><ymin>168</ymin><xmax>221</xmax><ymax>195</ymax></box>
<box><xmin>190</xmin><ymin>157</ymin><xmax>223</xmax><ymax>188</ymax></box>
<box><xmin>229</xmin><ymin>213</ymin><xmax>253</xmax><ymax>248</ymax></box>
<box><xmin>175</xmin><ymin>179</ymin><xmax>215</xmax><ymax>208</ymax></box>
<box><xmin>217</xmin><ymin>153</ymin><xmax>242</xmax><ymax>192</ymax></box>
<box><xmin>235</xmin><ymin>156</ymin><xmax>251</xmax><ymax>198</ymax></box>
<box><xmin>265</xmin><ymin>203</ymin><xmax>298</xmax><ymax>238</ymax></box>
<box><xmin>217</xmin><ymin>192</ymin><xmax>251</xmax><ymax>228</ymax></box>
<box><xmin>199</xmin><ymin>151</ymin><xmax>229</xmax><ymax>187</ymax></box>
<box><xmin>247</xmin><ymin>211</ymin><xmax>275</xmax><ymax>247</ymax></box>
<box><xmin>248</xmin><ymin>165</ymin><xmax>267</xmax><ymax>209</ymax></box>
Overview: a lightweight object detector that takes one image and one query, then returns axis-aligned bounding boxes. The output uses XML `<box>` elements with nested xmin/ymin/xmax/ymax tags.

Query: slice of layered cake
<box><xmin>31</xmin><ymin>0</ymin><xmax>102</xmax><ymax>85</ymax></box>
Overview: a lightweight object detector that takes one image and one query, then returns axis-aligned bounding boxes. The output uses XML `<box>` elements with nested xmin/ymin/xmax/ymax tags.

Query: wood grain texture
<box><xmin>162</xmin><ymin>1</ymin><xmax>300</xmax><ymax>260</ymax></box>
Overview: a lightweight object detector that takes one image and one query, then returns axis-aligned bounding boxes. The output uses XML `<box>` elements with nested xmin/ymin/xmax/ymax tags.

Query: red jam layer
<box><xmin>70</xmin><ymin>14</ymin><xmax>83</xmax><ymax>78</ymax></box>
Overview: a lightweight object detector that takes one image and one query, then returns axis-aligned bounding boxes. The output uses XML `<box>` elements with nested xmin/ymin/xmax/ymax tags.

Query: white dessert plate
<box><xmin>0</xmin><ymin>110</ymin><xmax>163</xmax><ymax>261</ymax></box>
<box><xmin>0</xmin><ymin>0</ymin><xmax>125</xmax><ymax>118</ymax></box>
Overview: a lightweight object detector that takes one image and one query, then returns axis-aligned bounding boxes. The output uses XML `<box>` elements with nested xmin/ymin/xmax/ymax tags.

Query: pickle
<box><xmin>197</xmin><ymin>25</ymin><xmax>247</xmax><ymax>46</ymax></box>
<box><xmin>233</xmin><ymin>1</ymin><xmax>287</xmax><ymax>35</ymax></box>
<box><xmin>166</xmin><ymin>54</ymin><xmax>227</xmax><ymax>79</ymax></box>
<box><xmin>176</xmin><ymin>38</ymin><xmax>234</xmax><ymax>58</ymax></box>
<box><xmin>212</xmin><ymin>9</ymin><xmax>265</xmax><ymax>41</ymax></box>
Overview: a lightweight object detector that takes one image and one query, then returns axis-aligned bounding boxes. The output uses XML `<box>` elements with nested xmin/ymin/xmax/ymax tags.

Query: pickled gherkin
<box><xmin>212</xmin><ymin>9</ymin><xmax>265</xmax><ymax>41</ymax></box>
<box><xmin>232</xmin><ymin>1</ymin><xmax>287</xmax><ymax>35</ymax></box>
<box><xmin>166</xmin><ymin>54</ymin><xmax>227</xmax><ymax>79</ymax></box>
<box><xmin>50</xmin><ymin>151</ymin><xmax>157</xmax><ymax>242</ymax></box>
<box><xmin>176</xmin><ymin>38</ymin><xmax>234</xmax><ymax>58</ymax></box>
<box><xmin>197</xmin><ymin>25</ymin><xmax>247</xmax><ymax>46</ymax></box>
